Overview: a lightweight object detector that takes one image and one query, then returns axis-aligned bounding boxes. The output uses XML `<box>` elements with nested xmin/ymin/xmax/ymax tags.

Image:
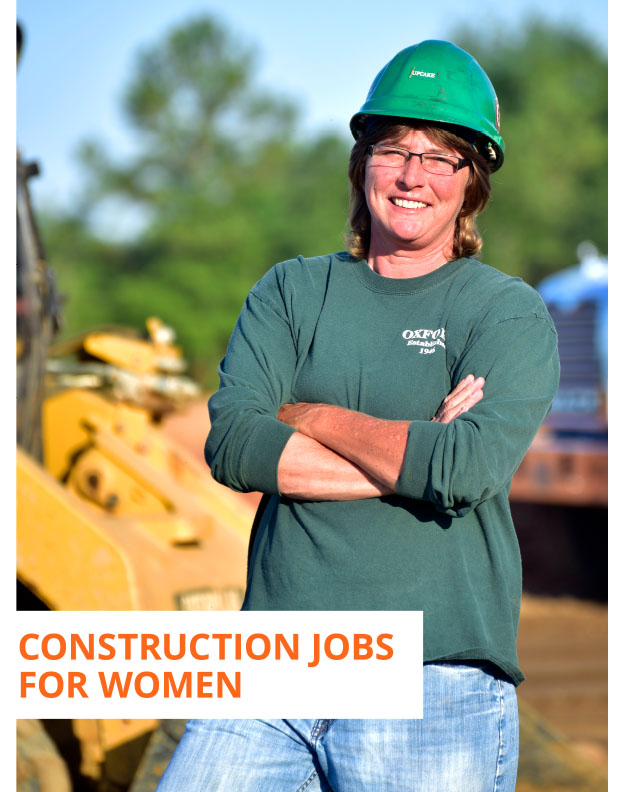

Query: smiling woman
<box><xmin>348</xmin><ymin>120</ymin><xmax>491</xmax><ymax>274</ymax></box>
<box><xmin>364</xmin><ymin>128</ymin><xmax>473</xmax><ymax>274</ymax></box>
<box><xmin>369</xmin><ymin>131</ymin><xmax>467</xmax><ymax>251</ymax></box>
<box><xmin>157</xmin><ymin>40</ymin><xmax>559</xmax><ymax>792</ymax></box>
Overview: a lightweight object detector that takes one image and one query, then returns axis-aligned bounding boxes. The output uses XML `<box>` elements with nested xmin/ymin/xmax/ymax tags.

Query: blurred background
<box><xmin>16</xmin><ymin>1</ymin><xmax>607</xmax><ymax>791</ymax></box>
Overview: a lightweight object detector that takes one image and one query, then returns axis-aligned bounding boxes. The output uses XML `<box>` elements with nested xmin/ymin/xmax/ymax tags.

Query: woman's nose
<box><xmin>397</xmin><ymin>154</ymin><xmax>427</xmax><ymax>187</ymax></box>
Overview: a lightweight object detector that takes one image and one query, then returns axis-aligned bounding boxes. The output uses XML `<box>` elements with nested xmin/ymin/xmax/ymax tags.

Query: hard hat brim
<box><xmin>350</xmin><ymin>110</ymin><xmax>504</xmax><ymax>172</ymax></box>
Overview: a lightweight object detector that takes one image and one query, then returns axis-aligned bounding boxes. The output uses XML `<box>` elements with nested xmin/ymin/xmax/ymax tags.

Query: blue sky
<box><xmin>17</xmin><ymin>0</ymin><xmax>607</xmax><ymax>213</ymax></box>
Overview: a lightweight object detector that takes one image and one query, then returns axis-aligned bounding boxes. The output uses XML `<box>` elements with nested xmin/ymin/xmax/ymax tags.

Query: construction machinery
<box><xmin>16</xmin><ymin>22</ymin><xmax>253</xmax><ymax>789</ymax></box>
<box><xmin>16</xmin><ymin>160</ymin><xmax>252</xmax><ymax>789</ymax></box>
<box><xmin>16</xmin><ymin>161</ymin><xmax>251</xmax><ymax>790</ymax></box>
<box><xmin>16</xmin><ymin>145</ymin><xmax>253</xmax><ymax>792</ymax></box>
<box><xmin>17</xmin><ymin>311</ymin><xmax>252</xmax><ymax>612</ymax></box>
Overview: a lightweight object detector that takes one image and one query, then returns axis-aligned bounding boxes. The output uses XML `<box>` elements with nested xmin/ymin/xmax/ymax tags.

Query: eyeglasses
<box><xmin>367</xmin><ymin>143</ymin><xmax>471</xmax><ymax>176</ymax></box>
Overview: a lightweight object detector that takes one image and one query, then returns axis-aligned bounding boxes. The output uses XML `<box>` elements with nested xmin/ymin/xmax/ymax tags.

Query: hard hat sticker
<box><xmin>495</xmin><ymin>99</ymin><xmax>501</xmax><ymax>132</ymax></box>
<box><xmin>408</xmin><ymin>67</ymin><xmax>438</xmax><ymax>78</ymax></box>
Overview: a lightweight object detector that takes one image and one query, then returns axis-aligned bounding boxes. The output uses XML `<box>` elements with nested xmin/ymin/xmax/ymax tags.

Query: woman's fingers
<box><xmin>432</xmin><ymin>375</ymin><xmax>484</xmax><ymax>423</ymax></box>
<box><xmin>452</xmin><ymin>385</ymin><xmax>484</xmax><ymax>417</ymax></box>
<box><xmin>444</xmin><ymin>373</ymin><xmax>475</xmax><ymax>399</ymax></box>
<box><xmin>446</xmin><ymin>375</ymin><xmax>484</xmax><ymax>410</ymax></box>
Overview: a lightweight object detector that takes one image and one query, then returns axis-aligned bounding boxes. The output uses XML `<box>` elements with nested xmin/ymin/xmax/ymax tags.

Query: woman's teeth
<box><xmin>392</xmin><ymin>198</ymin><xmax>428</xmax><ymax>209</ymax></box>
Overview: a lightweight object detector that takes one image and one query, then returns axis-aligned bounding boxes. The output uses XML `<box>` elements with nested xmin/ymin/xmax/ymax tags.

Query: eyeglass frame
<box><xmin>367</xmin><ymin>143</ymin><xmax>471</xmax><ymax>175</ymax></box>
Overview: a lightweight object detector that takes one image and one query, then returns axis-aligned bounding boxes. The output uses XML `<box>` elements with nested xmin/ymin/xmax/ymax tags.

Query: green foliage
<box><xmin>39</xmin><ymin>15</ymin><xmax>607</xmax><ymax>387</ymax></box>
<box><xmin>45</xmin><ymin>15</ymin><xmax>348</xmax><ymax>388</ymax></box>
<box><xmin>453</xmin><ymin>19</ymin><xmax>607</xmax><ymax>283</ymax></box>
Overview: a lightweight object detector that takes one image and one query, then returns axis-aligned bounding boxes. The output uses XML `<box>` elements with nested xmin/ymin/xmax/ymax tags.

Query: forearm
<box><xmin>280</xmin><ymin>404</ymin><xmax>410</xmax><ymax>490</ymax></box>
<box><xmin>277</xmin><ymin>431</ymin><xmax>394</xmax><ymax>500</ymax></box>
<box><xmin>276</xmin><ymin>376</ymin><xmax>486</xmax><ymax>490</ymax></box>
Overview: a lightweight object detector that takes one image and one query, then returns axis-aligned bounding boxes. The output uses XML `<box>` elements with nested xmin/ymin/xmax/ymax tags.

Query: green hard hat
<box><xmin>350</xmin><ymin>40</ymin><xmax>504</xmax><ymax>171</ymax></box>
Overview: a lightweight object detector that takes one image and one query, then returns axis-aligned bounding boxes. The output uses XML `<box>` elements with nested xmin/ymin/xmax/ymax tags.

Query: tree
<box><xmin>453</xmin><ymin>20</ymin><xmax>607</xmax><ymax>284</ymax></box>
<box><xmin>52</xmin><ymin>15</ymin><xmax>349</xmax><ymax>387</ymax></box>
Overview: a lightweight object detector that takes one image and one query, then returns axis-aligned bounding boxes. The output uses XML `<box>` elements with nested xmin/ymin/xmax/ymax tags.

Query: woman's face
<box><xmin>364</xmin><ymin>128</ymin><xmax>469</xmax><ymax>257</ymax></box>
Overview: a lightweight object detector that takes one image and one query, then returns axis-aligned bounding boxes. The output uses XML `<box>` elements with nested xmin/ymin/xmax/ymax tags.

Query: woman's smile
<box><xmin>391</xmin><ymin>197</ymin><xmax>429</xmax><ymax>209</ymax></box>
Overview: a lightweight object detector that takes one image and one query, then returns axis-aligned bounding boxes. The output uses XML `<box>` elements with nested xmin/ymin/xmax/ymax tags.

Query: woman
<box><xmin>158</xmin><ymin>40</ymin><xmax>559</xmax><ymax>791</ymax></box>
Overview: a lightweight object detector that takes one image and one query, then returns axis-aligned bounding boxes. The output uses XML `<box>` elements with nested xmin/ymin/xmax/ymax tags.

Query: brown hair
<box><xmin>345</xmin><ymin>118</ymin><xmax>491</xmax><ymax>261</ymax></box>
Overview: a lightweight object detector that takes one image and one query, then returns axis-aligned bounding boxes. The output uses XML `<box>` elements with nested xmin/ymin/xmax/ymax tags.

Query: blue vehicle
<box><xmin>536</xmin><ymin>242</ymin><xmax>608</xmax><ymax>436</ymax></box>
<box><xmin>509</xmin><ymin>242</ymin><xmax>607</xmax><ymax>601</ymax></box>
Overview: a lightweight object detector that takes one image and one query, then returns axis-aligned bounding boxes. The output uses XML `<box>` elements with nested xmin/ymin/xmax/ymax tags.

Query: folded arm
<box><xmin>276</xmin><ymin>375</ymin><xmax>484</xmax><ymax>499</ymax></box>
<box><xmin>205</xmin><ymin>265</ymin><xmax>482</xmax><ymax>501</ymax></box>
<box><xmin>206</xmin><ymin>264</ymin><xmax>558</xmax><ymax>511</ymax></box>
<box><xmin>276</xmin><ymin>316</ymin><xmax>558</xmax><ymax>513</ymax></box>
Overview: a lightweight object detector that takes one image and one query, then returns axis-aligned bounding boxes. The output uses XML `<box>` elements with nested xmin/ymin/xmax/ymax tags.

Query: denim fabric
<box><xmin>156</xmin><ymin>663</ymin><xmax>518</xmax><ymax>791</ymax></box>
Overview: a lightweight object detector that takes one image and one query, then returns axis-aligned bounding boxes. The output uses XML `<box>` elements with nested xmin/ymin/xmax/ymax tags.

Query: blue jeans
<box><xmin>156</xmin><ymin>663</ymin><xmax>518</xmax><ymax>791</ymax></box>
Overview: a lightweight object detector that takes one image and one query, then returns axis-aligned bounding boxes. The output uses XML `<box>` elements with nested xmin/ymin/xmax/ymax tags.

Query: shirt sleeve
<box><xmin>395</xmin><ymin>313</ymin><xmax>560</xmax><ymax>517</ymax></box>
<box><xmin>204</xmin><ymin>269</ymin><xmax>298</xmax><ymax>494</ymax></box>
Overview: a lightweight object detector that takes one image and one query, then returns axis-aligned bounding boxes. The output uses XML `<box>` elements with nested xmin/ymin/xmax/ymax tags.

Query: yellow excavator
<box><xmin>16</xmin><ymin>146</ymin><xmax>254</xmax><ymax>792</ymax></box>
<box><xmin>16</xmin><ymin>22</ymin><xmax>252</xmax><ymax>790</ymax></box>
<box><xmin>18</xmin><ymin>310</ymin><xmax>251</xmax><ymax>613</ymax></box>
<box><xmin>16</xmin><ymin>153</ymin><xmax>252</xmax><ymax>789</ymax></box>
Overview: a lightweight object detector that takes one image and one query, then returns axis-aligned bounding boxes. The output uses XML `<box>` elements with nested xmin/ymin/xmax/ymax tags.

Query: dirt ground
<box><xmin>163</xmin><ymin>400</ymin><xmax>608</xmax><ymax>775</ymax></box>
<box><xmin>517</xmin><ymin>594</ymin><xmax>608</xmax><ymax>770</ymax></box>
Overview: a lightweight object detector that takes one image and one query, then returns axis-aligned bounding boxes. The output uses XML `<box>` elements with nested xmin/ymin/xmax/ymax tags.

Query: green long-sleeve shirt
<box><xmin>205</xmin><ymin>253</ymin><xmax>560</xmax><ymax>684</ymax></box>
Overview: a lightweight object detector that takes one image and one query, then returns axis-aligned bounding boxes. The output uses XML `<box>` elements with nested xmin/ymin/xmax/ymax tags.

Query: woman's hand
<box><xmin>277</xmin><ymin>402</ymin><xmax>323</xmax><ymax>434</ymax></box>
<box><xmin>431</xmin><ymin>375</ymin><xmax>484</xmax><ymax>424</ymax></box>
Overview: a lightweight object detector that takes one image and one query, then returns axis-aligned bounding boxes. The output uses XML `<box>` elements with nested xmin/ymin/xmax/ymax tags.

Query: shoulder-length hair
<box><xmin>345</xmin><ymin>118</ymin><xmax>492</xmax><ymax>261</ymax></box>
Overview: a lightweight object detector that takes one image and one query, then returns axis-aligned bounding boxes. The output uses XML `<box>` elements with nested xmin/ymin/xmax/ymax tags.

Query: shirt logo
<box><xmin>402</xmin><ymin>328</ymin><xmax>445</xmax><ymax>355</ymax></box>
